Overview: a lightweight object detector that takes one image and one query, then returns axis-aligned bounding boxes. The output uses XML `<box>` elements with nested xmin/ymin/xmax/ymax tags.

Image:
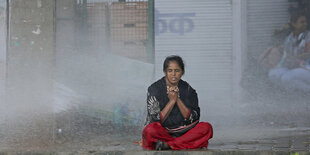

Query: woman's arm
<box><xmin>296</xmin><ymin>51</ymin><xmax>310</xmax><ymax>61</ymax></box>
<box><xmin>176</xmin><ymin>98</ymin><xmax>190</xmax><ymax>119</ymax></box>
<box><xmin>160</xmin><ymin>89</ymin><xmax>178</xmax><ymax>123</ymax></box>
<box><xmin>160</xmin><ymin>98</ymin><xmax>176</xmax><ymax>123</ymax></box>
<box><xmin>183</xmin><ymin>86</ymin><xmax>200</xmax><ymax>123</ymax></box>
<box><xmin>288</xmin><ymin>42</ymin><xmax>310</xmax><ymax>65</ymax></box>
<box><xmin>296</xmin><ymin>42</ymin><xmax>310</xmax><ymax>61</ymax></box>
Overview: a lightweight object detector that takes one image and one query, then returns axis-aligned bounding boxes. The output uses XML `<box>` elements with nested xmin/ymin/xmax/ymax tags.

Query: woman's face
<box><xmin>165</xmin><ymin>61</ymin><xmax>183</xmax><ymax>86</ymax></box>
<box><xmin>293</xmin><ymin>16</ymin><xmax>307</xmax><ymax>33</ymax></box>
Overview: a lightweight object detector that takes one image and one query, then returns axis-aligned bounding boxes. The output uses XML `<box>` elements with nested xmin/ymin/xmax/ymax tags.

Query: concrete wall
<box><xmin>5</xmin><ymin>0</ymin><xmax>55</xmax><ymax>145</ymax></box>
<box><xmin>7</xmin><ymin>0</ymin><xmax>55</xmax><ymax>117</ymax></box>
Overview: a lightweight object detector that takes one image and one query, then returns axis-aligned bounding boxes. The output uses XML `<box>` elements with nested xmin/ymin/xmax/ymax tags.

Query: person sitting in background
<box><xmin>268</xmin><ymin>11</ymin><xmax>310</xmax><ymax>92</ymax></box>
<box><xmin>259</xmin><ymin>23</ymin><xmax>290</xmax><ymax>72</ymax></box>
<box><xmin>142</xmin><ymin>55</ymin><xmax>213</xmax><ymax>150</ymax></box>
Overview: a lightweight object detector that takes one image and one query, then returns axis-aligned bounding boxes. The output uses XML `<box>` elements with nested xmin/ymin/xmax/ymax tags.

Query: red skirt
<box><xmin>142</xmin><ymin>122</ymin><xmax>213</xmax><ymax>150</ymax></box>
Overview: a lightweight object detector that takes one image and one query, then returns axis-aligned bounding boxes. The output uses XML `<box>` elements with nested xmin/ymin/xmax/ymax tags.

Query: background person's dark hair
<box><xmin>163</xmin><ymin>55</ymin><xmax>185</xmax><ymax>75</ymax></box>
<box><xmin>289</xmin><ymin>10</ymin><xmax>306</xmax><ymax>24</ymax></box>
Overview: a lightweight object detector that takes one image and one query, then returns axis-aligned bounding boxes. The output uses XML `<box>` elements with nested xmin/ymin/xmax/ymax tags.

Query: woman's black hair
<box><xmin>287</xmin><ymin>9</ymin><xmax>307</xmax><ymax>31</ymax></box>
<box><xmin>290</xmin><ymin>10</ymin><xmax>306</xmax><ymax>24</ymax></box>
<box><xmin>163</xmin><ymin>55</ymin><xmax>185</xmax><ymax>74</ymax></box>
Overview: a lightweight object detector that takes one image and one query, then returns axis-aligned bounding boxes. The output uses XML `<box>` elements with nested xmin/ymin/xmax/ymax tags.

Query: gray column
<box><xmin>5</xmin><ymin>0</ymin><xmax>55</xmax><ymax>146</ymax></box>
<box><xmin>0</xmin><ymin>1</ymin><xmax>7</xmax><ymax>119</ymax></box>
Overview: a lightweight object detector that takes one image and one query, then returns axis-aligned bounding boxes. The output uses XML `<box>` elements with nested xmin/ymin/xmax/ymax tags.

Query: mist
<box><xmin>0</xmin><ymin>0</ymin><xmax>310</xmax><ymax>151</ymax></box>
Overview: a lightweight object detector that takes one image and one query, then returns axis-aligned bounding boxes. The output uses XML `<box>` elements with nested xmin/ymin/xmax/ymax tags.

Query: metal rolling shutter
<box><xmin>155</xmin><ymin>0</ymin><xmax>233</xmax><ymax>119</ymax></box>
<box><xmin>247</xmin><ymin>0</ymin><xmax>291</xmax><ymax>62</ymax></box>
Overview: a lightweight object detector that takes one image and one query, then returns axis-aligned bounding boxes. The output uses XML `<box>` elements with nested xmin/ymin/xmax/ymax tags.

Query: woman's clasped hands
<box><xmin>167</xmin><ymin>86</ymin><xmax>179</xmax><ymax>103</ymax></box>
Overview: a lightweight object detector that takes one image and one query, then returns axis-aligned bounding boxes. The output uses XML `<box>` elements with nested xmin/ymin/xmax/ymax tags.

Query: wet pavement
<box><xmin>206</xmin><ymin>125</ymin><xmax>310</xmax><ymax>152</ymax></box>
<box><xmin>1</xmin><ymin>126</ymin><xmax>309</xmax><ymax>154</ymax></box>
<box><xmin>209</xmin><ymin>131</ymin><xmax>310</xmax><ymax>151</ymax></box>
<box><xmin>0</xmin><ymin>105</ymin><xmax>310</xmax><ymax>154</ymax></box>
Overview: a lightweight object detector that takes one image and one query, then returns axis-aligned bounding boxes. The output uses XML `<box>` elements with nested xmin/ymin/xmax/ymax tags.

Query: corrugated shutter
<box><xmin>247</xmin><ymin>0</ymin><xmax>291</xmax><ymax>61</ymax></box>
<box><xmin>155</xmin><ymin>0</ymin><xmax>233</xmax><ymax>119</ymax></box>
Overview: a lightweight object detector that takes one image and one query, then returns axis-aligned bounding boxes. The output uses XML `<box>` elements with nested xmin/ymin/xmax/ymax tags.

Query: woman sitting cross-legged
<box><xmin>142</xmin><ymin>55</ymin><xmax>213</xmax><ymax>150</ymax></box>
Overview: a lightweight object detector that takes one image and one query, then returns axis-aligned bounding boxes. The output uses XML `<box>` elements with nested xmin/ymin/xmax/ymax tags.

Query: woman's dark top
<box><xmin>145</xmin><ymin>77</ymin><xmax>200</xmax><ymax>129</ymax></box>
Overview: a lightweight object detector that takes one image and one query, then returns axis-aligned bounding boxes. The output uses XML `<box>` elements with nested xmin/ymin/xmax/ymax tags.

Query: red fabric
<box><xmin>142</xmin><ymin>122</ymin><xmax>213</xmax><ymax>150</ymax></box>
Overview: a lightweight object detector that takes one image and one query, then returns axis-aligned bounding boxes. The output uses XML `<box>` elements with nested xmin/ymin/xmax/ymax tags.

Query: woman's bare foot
<box><xmin>155</xmin><ymin>141</ymin><xmax>171</xmax><ymax>150</ymax></box>
<box><xmin>163</xmin><ymin>141</ymin><xmax>171</xmax><ymax>150</ymax></box>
